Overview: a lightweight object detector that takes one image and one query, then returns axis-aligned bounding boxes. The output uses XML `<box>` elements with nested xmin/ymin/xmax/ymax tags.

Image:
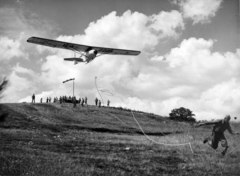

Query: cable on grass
<box><xmin>130</xmin><ymin>110</ymin><xmax>194</xmax><ymax>153</ymax></box>
<box><xmin>109</xmin><ymin>113</ymin><xmax>132</xmax><ymax>128</ymax></box>
<box><xmin>94</xmin><ymin>76</ymin><xmax>194</xmax><ymax>154</ymax></box>
<box><xmin>226</xmin><ymin>142</ymin><xmax>240</xmax><ymax>156</ymax></box>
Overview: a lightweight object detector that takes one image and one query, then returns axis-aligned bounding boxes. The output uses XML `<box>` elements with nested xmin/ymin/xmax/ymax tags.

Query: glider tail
<box><xmin>64</xmin><ymin>58</ymin><xmax>84</xmax><ymax>65</ymax></box>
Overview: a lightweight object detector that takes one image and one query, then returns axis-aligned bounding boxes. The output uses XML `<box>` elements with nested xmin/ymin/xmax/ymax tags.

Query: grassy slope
<box><xmin>0</xmin><ymin>103</ymin><xmax>239</xmax><ymax>176</ymax></box>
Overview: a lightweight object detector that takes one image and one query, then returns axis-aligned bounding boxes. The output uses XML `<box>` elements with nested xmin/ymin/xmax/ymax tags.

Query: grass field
<box><xmin>0</xmin><ymin>103</ymin><xmax>240</xmax><ymax>175</ymax></box>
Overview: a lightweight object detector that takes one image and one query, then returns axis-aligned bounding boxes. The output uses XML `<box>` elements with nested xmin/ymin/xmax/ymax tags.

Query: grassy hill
<box><xmin>0</xmin><ymin>103</ymin><xmax>240</xmax><ymax>175</ymax></box>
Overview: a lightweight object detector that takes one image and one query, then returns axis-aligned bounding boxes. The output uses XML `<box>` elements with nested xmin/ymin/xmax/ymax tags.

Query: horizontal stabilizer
<box><xmin>64</xmin><ymin>58</ymin><xmax>75</xmax><ymax>61</ymax></box>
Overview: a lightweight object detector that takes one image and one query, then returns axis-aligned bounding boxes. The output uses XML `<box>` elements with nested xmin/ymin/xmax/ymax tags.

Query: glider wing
<box><xmin>89</xmin><ymin>46</ymin><xmax>140</xmax><ymax>56</ymax></box>
<box><xmin>27</xmin><ymin>37</ymin><xmax>89</xmax><ymax>52</ymax></box>
<box><xmin>27</xmin><ymin>36</ymin><xmax>141</xmax><ymax>56</ymax></box>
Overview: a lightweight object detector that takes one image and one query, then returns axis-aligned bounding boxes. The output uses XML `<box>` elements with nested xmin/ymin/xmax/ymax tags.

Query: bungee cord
<box><xmin>109</xmin><ymin>113</ymin><xmax>132</xmax><ymax>128</ymax></box>
<box><xmin>94</xmin><ymin>76</ymin><xmax>194</xmax><ymax>153</ymax></box>
<box><xmin>129</xmin><ymin>110</ymin><xmax>194</xmax><ymax>153</ymax></box>
<box><xmin>226</xmin><ymin>140</ymin><xmax>240</xmax><ymax>156</ymax></box>
<box><xmin>95</xmin><ymin>77</ymin><xmax>105</xmax><ymax>106</ymax></box>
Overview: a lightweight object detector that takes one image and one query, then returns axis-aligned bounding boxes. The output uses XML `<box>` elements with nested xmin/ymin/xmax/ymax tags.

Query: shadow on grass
<box><xmin>58</xmin><ymin>124</ymin><xmax>183</xmax><ymax>136</ymax></box>
<box><xmin>0</xmin><ymin>112</ymin><xmax>8</xmax><ymax>122</ymax></box>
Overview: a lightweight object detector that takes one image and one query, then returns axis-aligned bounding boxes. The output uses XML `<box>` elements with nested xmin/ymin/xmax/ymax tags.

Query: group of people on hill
<box><xmin>95</xmin><ymin>98</ymin><xmax>110</xmax><ymax>107</ymax></box>
<box><xmin>31</xmin><ymin>94</ymin><xmax>110</xmax><ymax>108</ymax></box>
<box><xmin>59</xmin><ymin>96</ymin><xmax>79</xmax><ymax>104</ymax></box>
<box><xmin>32</xmin><ymin>94</ymin><xmax>60</xmax><ymax>104</ymax></box>
<box><xmin>95</xmin><ymin>98</ymin><xmax>101</xmax><ymax>107</ymax></box>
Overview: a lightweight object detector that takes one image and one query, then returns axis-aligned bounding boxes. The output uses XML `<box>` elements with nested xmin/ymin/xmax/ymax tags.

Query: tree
<box><xmin>0</xmin><ymin>77</ymin><xmax>8</xmax><ymax>97</ymax></box>
<box><xmin>169</xmin><ymin>107</ymin><xmax>196</xmax><ymax>123</ymax></box>
<box><xmin>0</xmin><ymin>77</ymin><xmax>8</xmax><ymax>122</ymax></box>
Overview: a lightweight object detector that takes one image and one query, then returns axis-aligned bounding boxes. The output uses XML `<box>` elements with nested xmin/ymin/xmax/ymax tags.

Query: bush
<box><xmin>169</xmin><ymin>107</ymin><xmax>196</xmax><ymax>123</ymax></box>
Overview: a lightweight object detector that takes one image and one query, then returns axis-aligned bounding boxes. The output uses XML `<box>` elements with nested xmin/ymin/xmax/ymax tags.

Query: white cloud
<box><xmin>200</xmin><ymin>78</ymin><xmax>240</xmax><ymax>114</ymax></box>
<box><xmin>1</xmin><ymin>65</ymin><xmax>36</xmax><ymax>102</ymax></box>
<box><xmin>0</xmin><ymin>37</ymin><xmax>26</xmax><ymax>61</ymax></box>
<box><xmin>149</xmin><ymin>10</ymin><xmax>184</xmax><ymax>38</ymax></box>
<box><xmin>117</xmin><ymin>76</ymin><xmax>240</xmax><ymax>121</ymax></box>
<box><xmin>49</xmin><ymin>10</ymin><xmax>184</xmax><ymax>53</ymax></box>
<box><xmin>111</xmin><ymin>37</ymin><xmax>240</xmax><ymax>121</ymax></box>
<box><xmin>174</xmin><ymin>0</ymin><xmax>223</xmax><ymax>24</ymax></box>
<box><xmin>165</xmin><ymin>38</ymin><xmax>240</xmax><ymax>85</ymax></box>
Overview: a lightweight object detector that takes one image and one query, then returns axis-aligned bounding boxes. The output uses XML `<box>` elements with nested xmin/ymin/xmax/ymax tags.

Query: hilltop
<box><xmin>0</xmin><ymin>103</ymin><xmax>239</xmax><ymax>175</ymax></box>
<box><xmin>0</xmin><ymin>103</ymin><xmax>171</xmax><ymax>135</ymax></box>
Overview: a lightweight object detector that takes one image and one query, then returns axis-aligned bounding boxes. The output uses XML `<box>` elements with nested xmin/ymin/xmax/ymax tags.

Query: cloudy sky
<box><xmin>0</xmin><ymin>0</ymin><xmax>239</xmax><ymax>121</ymax></box>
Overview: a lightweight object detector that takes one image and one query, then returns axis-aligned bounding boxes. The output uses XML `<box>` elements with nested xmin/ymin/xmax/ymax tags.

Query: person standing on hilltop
<box><xmin>95</xmin><ymin>98</ymin><xmax>98</xmax><ymax>106</ymax></box>
<box><xmin>81</xmin><ymin>98</ymin><xmax>85</xmax><ymax>107</ymax></box>
<box><xmin>73</xmin><ymin>96</ymin><xmax>77</xmax><ymax>108</ymax></box>
<box><xmin>195</xmin><ymin>115</ymin><xmax>239</xmax><ymax>156</ymax></box>
<box><xmin>32</xmin><ymin>94</ymin><xmax>35</xmax><ymax>103</ymax></box>
<box><xmin>107</xmin><ymin>100</ymin><xmax>110</xmax><ymax>107</ymax></box>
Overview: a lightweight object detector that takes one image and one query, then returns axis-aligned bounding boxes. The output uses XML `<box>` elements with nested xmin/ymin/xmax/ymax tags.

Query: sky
<box><xmin>0</xmin><ymin>0</ymin><xmax>239</xmax><ymax>121</ymax></box>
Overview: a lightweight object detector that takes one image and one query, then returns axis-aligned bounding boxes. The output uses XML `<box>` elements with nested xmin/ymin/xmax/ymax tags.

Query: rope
<box><xmin>95</xmin><ymin>77</ymin><xmax>105</xmax><ymax>106</ymax></box>
<box><xmin>94</xmin><ymin>76</ymin><xmax>194</xmax><ymax>153</ymax></box>
<box><xmin>226</xmin><ymin>140</ymin><xmax>240</xmax><ymax>155</ymax></box>
<box><xmin>130</xmin><ymin>110</ymin><xmax>194</xmax><ymax>153</ymax></box>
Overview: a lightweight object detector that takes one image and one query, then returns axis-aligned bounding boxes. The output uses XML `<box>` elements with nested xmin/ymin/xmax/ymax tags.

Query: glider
<box><xmin>27</xmin><ymin>37</ymin><xmax>141</xmax><ymax>64</ymax></box>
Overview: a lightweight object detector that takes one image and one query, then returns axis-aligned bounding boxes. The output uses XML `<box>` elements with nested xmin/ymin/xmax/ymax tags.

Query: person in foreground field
<box><xmin>195</xmin><ymin>115</ymin><xmax>239</xmax><ymax>156</ymax></box>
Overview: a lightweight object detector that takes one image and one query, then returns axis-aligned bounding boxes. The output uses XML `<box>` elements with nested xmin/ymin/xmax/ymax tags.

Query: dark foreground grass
<box><xmin>0</xmin><ymin>103</ymin><xmax>240</xmax><ymax>175</ymax></box>
<box><xmin>0</xmin><ymin>129</ymin><xmax>184</xmax><ymax>176</ymax></box>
